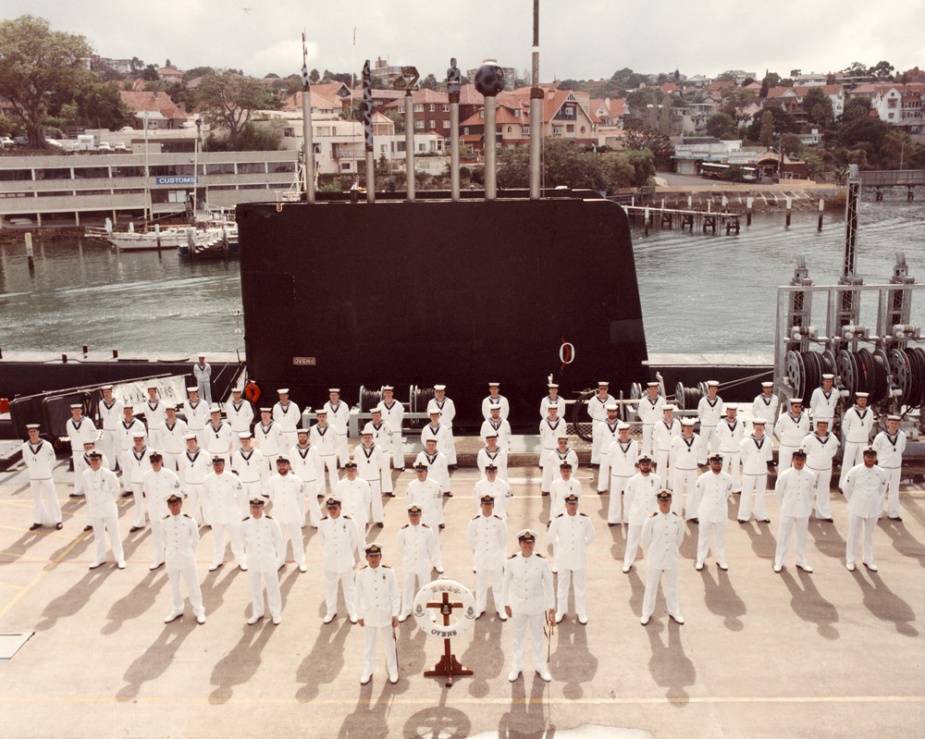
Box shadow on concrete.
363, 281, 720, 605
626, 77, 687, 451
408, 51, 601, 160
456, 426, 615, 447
879, 517, 925, 568
740, 519, 777, 561
403, 704, 472, 739
645, 620, 695, 703
627, 567, 645, 617
851, 570, 918, 637
807, 518, 846, 558
201, 562, 243, 617
497, 673, 550, 737
608, 523, 627, 561
296, 617, 352, 701
550, 617, 598, 700
102, 568, 166, 634
780, 569, 839, 640
35, 567, 115, 631
336, 680, 393, 738
459, 613, 504, 698
116, 620, 196, 700
0, 529, 50, 564
700, 567, 746, 631
209, 619, 278, 702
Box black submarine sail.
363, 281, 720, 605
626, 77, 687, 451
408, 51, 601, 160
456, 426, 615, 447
236, 6, 647, 430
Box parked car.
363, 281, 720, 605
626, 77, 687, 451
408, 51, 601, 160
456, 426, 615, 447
97, 142, 113, 153
112, 142, 130, 152
13, 137, 28, 147
0, 136, 13, 149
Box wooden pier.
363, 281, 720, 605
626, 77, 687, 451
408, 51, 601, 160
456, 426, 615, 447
624, 204, 741, 235
859, 169, 924, 201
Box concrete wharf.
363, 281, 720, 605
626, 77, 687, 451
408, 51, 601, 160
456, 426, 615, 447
624, 204, 742, 235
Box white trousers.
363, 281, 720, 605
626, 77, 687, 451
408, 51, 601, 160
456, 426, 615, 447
185, 483, 205, 525
365, 478, 384, 524
641, 423, 655, 456
162, 451, 180, 472
701, 425, 718, 454
362, 623, 397, 678
211, 521, 245, 567
808, 466, 833, 518
324, 569, 356, 618
320, 455, 339, 494
335, 434, 349, 467
131, 482, 146, 528
846, 514, 878, 567
249, 567, 282, 619
401, 566, 432, 617
556, 567, 587, 617
696, 519, 726, 565
380, 457, 393, 494
671, 467, 699, 518
474, 565, 504, 615
278, 519, 305, 568
738, 474, 768, 521
149, 515, 166, 566
168, 565, 204, 617
510, 611, 546, 674
540, 451, 558, 492
197, 381, 212, 405
608, 475, 631, 523
72, 453, 88, 493
624, 524, 644, 569
642, 566, 680, 619
30, 478, 61, 526
102, 429, 120, 471
391, 434, 405, 469
655, 449, 671, 487
720, 451, 742, 491
882, 466, 902, 518
444, 429, 458, 466
777, 445, 798, 474
774, 515, 810, 568
303, 479, 323, 526
89, 516, 124, 564
239, 480, 261, 517
839, 442, 866, 490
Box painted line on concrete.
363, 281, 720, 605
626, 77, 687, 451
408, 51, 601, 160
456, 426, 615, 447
0, 695, 921, 707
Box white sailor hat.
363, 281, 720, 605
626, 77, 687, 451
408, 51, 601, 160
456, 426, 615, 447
597, 381, 609, 387
484, 431, 498, 438
821, 374, 834, 380
489, 405, 501, 413
726, 403, 738, 411
328, 388, 340, 394
434, 384, 446, 391
605, 403, 619, 411
488, 382, 500, 387
647, 382, 659, 388
855, 392, 869, 398
370, 405, 382, 413
198, 353, 206, 357
277, 388, 289, 394
662, 404, 676, 412
296, 428, 309, 435
815, 418, 830, 425
548, 382, 559, 388
147, 383, 159, 390
681, 418, 696, 427
790, 397, 803, 404
132, 431, 146, 438
231, 387, 242, 393
761, 381, 774, 388
259, 407, 272, 413
239, 431, 253, 439
707, 380, 719, 388
887, 414, 901, 422
382, 385, 394, 391
26, 423, 40, 429
187, 387, 199, 394
617, 421, 631, 430
547, 404, 559, 411
315, 408, 327, 415
516, 528, 538, 542
102, 385, 114, 391
752, 418, 767, 425
69, 403, 83, 409
209, 405, 221, 413
361, 423, 374, 435
429, 408, 442, 415
183, 433, 197, 440
164, 403, 177, 410
557, 433, 569, 440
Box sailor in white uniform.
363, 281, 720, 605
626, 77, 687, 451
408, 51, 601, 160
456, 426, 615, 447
310, 409, 339, 493
838, 392, 875, 491
477, 432, 509, 481
587, 381, 614, 465
272, 388, 301, 450
355, 544, 401, 685
230, 432, 266, 515
318, 496, 361, 624
481, 382, 510, 421
192, 355, 213, 405
503, 529, 554, 682
97, 386, 124, 471
124, 432, 152, 531
355, 427, 385, 527
773, 449, 817, 573
421, 410, 454, 488
844, 447, 888, 572
550, 462, 582, 520
183, 387, 210, 448
324, 389, 351, 467
775, 398, 809, 472
652, 404, 680, 484
253, 407, 285, 471
801, 419, 839, 520
289, 429, 323, 527
225, 388, 254, 452
178, 433, 211, 524
481, 405, 512, 451
119, 406, 146, 476
405, 463, 445, 572
204, 405, 234, 465
669, 418, 706, 518
715, 404, 745, 492
636, 381, 665, 457
871, 414, 906, 520
379, 386, 405, 471
640, 490, 685, 625
427, 385, 458, 466
738, 419, 773, 523
142, 386, 166, 451
621, 456, 661, 572
22, 424, 62, 530
243, 497, 284, 624
593, 403, 622, 485
203, 457, 247, 571
473, 464, 513, 520
368, 407, 395, 497
266, 456, 307, 572
142, 451, 182, 570
694, 455, 733, 570
548, 494, 596, 624
467, 495, 509, 620
603, 423, 638, 524
697, 381, 724, 454
539, 406, 567, 493
751, 381, 779, 429
809, 373, 840, 424
161, 493, 207, 625
160, 404, 188, 472
335, 462, 372, 541
83, 451, 125, 569
66, 403, 97, 497
539, 383, 565, 420
396, 504, 438, 620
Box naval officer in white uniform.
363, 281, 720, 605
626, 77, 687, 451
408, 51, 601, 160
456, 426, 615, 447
640, 490, 685, 626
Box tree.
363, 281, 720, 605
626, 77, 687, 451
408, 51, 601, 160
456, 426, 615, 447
0, 15, 92, 148
623, 117, 674, 167
841, 96, 872, 122
759, 110, 775, 147
419, 73, 438, 90
781, 133, 803, 157
197, 72, 277, 149
309, 68, 320, 84
879, 130, 911, 170
183, 66, 215, 83
50, 79, 133, 130
141, 64, 160, 82
600, 149, 655, 191
745, 105, 796, 141
539, 139, 605, 190
706, 112, 739, 140
870, 60, 894, 80
720, 87, 756, 125
130, 57, 144, 74
803, 87, 834, 128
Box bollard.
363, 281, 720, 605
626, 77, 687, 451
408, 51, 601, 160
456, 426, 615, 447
817, 199, 824, 231
721, 195, 727, 208
82, 344, 89, 355
644, 206, 650, 236
112, 349, 119, 359
687, 195, 692, 209
26, 232, 35, 272
61, 354, 68, 364
785, 197, 792, 228
707, 200, 712, 213
746, 197, 753, 226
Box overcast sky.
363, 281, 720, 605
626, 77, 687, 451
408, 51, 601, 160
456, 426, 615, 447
10, 0, 925, 82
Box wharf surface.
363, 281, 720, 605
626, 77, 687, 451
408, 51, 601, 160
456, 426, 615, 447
0, 435, 923, 738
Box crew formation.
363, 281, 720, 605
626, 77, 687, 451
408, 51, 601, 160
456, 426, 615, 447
16, 377, 911, 683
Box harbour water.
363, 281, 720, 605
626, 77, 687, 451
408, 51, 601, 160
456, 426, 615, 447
0, 193, 923, 356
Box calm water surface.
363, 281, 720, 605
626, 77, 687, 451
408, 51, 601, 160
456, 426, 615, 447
1, 193, 923, 356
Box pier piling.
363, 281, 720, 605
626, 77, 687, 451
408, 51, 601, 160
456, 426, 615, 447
817, 199, 824, 231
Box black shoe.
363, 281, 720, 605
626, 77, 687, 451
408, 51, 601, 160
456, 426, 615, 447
395, 468, 405, 472
443, 491, 453, 497
121, 491, 133, 498
83, 525, 93, 532
29, 523, 42, 531
377, 522, 384, 528
541, 492, 550, 497
439, 524, 445, 530
889, 516, 902, 521
384, 493, 395, 498
129, 525, 143, 533
55, 522, 64, 530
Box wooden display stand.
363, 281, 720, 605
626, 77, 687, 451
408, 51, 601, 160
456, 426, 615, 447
422, 591, 473, 687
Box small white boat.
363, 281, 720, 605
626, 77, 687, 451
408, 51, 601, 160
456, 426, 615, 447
85, 215, 237, 252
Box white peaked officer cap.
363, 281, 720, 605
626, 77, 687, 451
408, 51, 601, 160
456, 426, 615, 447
516, 529, 538, 542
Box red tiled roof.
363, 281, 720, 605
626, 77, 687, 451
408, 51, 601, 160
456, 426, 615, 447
281, 91, 340, 111
119, 90, 186, 117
